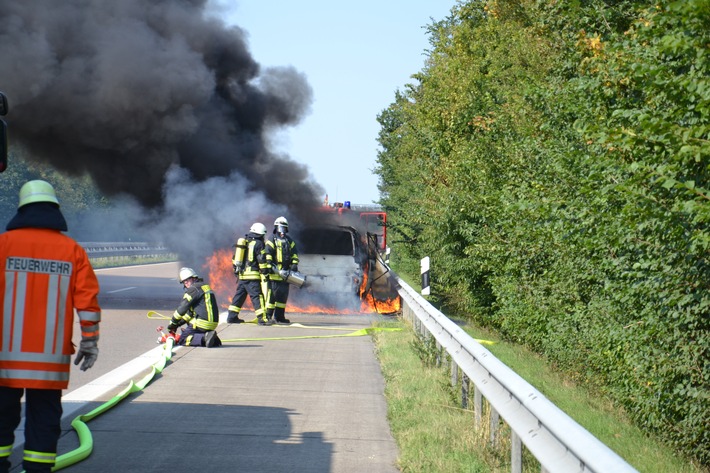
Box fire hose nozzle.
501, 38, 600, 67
156, 325, 167, 343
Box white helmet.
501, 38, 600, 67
274, 216, 289, 233
249, 222, 267, 235
178, 267, 199, 283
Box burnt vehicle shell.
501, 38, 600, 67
288, 224, 400, 313
294, 225, 367, 298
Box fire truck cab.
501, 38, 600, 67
320, 201, 387, 255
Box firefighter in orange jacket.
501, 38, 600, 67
0, 180, 101, 473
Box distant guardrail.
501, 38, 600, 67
396, 276, 638, 473
78, 242, 175, 259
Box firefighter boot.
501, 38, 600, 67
258, 317, 272, 326
204, 330, 220, 348
227, 311, 244, 324
275, 308, 290, 324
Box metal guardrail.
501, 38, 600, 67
78, 242, 174, 259
396, 276, 638, 473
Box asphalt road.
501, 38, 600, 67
9, 261, 400, 472
66, 261, 186, 393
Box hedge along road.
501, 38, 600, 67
9, 261, 400, 472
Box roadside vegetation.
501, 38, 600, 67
0, 149, 157, 243
89, 255, 177, 269
373, 315, 702, 473
0, 147, 108, 230
375, 0, 708, 468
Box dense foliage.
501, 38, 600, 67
0, 148, 126, 241
375, 0, 709, 466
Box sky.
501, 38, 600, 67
210, 1, 457, 206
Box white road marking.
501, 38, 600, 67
107, 286, 137, 294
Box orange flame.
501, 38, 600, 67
202, 248, 401, 315
358, 263, 402, 315
361, 291, 401, 314
203, 248, 240, 310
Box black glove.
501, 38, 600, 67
167, 323, 178, 333
291, 264, 298, 273
74, 339, 99, 371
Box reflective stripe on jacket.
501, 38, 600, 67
240, 238, 267, 281
171, 283, 219, 331
0, 228, 101, 389
265, 236, 299, 281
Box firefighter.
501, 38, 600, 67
227, 222, 272, 325
167, 267, 221, 347
0, 180, 101, 473
264, 216, 300, 324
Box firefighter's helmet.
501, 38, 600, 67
178, 267, 199, 283
18, 180, 60, 208
249, 222, 267, 235
274, 216, 289, 233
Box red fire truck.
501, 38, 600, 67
322, 201, 387, 254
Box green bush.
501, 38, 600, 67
375, 0, 709, 466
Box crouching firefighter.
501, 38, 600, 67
168, 267, 221, 348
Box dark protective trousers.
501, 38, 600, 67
177, 325, 222, 347
267, 279, 290, 322
230, 279, 265, 319
0, 386, 62, 473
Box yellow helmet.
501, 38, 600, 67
18, 180, 59, 208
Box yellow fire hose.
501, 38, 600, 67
45, 338, 176, 472
41, 310, 492, 471
147, 310, 495, 344
147, 310, 404, 341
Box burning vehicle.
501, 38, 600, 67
290, 223, 400, 314
297, 225, 365, 296
205, 205, 400, 316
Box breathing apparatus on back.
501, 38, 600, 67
234, 223, 267, 274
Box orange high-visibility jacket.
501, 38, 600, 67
0, 228, 101, 389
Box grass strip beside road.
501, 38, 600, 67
89, 255, 177, 269
373, 319, 702, 473
374, 320, 489, 473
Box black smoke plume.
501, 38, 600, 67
0, 0, 330, 268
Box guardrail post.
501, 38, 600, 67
436, 340, 442, 367
403, 303, 412, 324
461, 374, 469, 409
489, 407, 500, 446
451, 361, 458, 389
511, 431, 522, 473
474, 385, 482, 429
